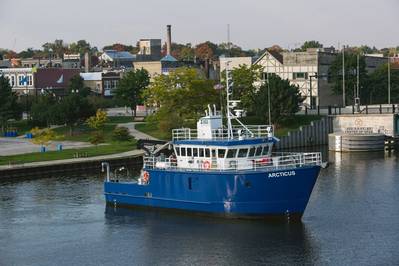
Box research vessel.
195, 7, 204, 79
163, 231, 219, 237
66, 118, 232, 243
103, 66, 323, 220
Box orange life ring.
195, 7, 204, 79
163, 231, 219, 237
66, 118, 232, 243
143, 171, 150, 183
203, 160, 211, 169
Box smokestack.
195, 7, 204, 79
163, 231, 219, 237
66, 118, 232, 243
166, 25, 172, 55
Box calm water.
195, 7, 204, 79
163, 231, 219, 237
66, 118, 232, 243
1, 150, 399, 266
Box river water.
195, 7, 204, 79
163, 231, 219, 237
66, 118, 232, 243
1, 150, 399, 266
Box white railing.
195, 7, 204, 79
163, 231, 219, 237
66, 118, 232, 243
143, 152, 321, 172
172, 125, 273, 141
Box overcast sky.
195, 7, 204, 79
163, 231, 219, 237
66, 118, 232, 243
1, 0, 398, 52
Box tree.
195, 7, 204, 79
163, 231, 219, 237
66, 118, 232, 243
30, 127, 59, 151
69, 40, 94, 55
115, 68, 150, 117
221, 64, 264, 113
328, 52, 368, 104
366, 63, 399, 104
30, 95, 59, 127
254, 74, 304, 125
195, 42, 216, 60
68, 75, 90, 97
0, 76, 21, 132
143, 67, 218, 133
87, 109, 108, 130
299, 40, 323, 51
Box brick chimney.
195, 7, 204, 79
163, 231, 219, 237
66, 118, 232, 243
166, 25, 172, 55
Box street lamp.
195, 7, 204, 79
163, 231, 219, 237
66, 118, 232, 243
23, 89, 29, 119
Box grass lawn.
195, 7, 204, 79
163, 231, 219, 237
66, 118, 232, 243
135, 122, 170, 140
135, 115, 325, 140
0, 116, 138, 166
0, 140, 136, 166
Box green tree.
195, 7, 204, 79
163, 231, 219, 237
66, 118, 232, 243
221, 64, 264, 113
328, 52, 368, 104
298, 40, 323, 51
367, 63, 399, 104
68, 75, 90, 97
0, 76, 21, 132
115, 68, 150, 117
30, 95, 58, 127
143, 67, 218, 133
254, 74, 304, 125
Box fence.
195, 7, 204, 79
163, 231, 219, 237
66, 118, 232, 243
275, 117, 333, 150
297, 104, 399, 116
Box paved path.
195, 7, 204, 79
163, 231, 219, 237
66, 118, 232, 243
0, 137, 93, 156
118, 122, 159, 140
0, 150, 144, 170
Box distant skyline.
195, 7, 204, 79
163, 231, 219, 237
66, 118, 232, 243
1, 0, 398, 52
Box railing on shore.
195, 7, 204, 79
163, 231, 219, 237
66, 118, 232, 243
143, 152, 321, 172
172, 125, 273, 141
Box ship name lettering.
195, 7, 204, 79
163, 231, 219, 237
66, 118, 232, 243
268, 171, 296, 178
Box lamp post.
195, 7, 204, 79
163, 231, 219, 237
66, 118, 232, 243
23, 89, 29, 119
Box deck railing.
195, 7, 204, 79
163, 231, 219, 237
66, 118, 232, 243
143, 152, 322, 172
172, 125, 273, 141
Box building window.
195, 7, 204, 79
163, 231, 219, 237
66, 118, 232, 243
293, 72, 308, 80
27, 75, 33, 86
104, 80, 111, 89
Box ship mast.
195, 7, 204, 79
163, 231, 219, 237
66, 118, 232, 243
225, 61, 252, 139
225, 62, 234, 139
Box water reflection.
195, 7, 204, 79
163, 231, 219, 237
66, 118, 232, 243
104, 206, 320, 265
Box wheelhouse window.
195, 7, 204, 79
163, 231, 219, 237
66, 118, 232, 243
262, 146, 269, 156
187, 147, 192, 157
181, 147, 186, 156
237, 148, 248, 158
255, 146, 263, 156
199, 148, 204, 157
193, 148, 198, 157
249, 147, 256, 157
218, 149, 226, 158
205, 148, 210, 158
175, 147, 180, 156
211, 149, 216, 158
227, 149, 237, 158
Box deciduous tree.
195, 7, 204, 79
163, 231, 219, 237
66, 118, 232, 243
115, 68, 150, 117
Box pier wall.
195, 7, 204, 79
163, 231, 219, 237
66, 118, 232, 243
275, 117, 333, 150
0, 152, 144, 180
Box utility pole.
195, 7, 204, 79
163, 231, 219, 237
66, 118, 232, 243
388, 56, 391, 104
342, 45, 346, 107
267, 71, 271, 125
357, 54, 360, 98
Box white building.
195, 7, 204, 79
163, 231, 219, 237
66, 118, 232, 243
254, 48, 341, 108
219, 57, 253, 74
0, 68, 35, 94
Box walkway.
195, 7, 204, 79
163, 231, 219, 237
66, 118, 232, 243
118, 122, 158, 141
0, 137, 93, 156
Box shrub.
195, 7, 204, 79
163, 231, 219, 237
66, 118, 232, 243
112, 126, 132, 141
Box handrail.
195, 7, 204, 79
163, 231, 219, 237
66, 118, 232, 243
143, 152, 321, 172
172, 125, 273, 141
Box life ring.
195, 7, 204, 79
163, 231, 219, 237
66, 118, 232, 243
142, 171, 150, 183
203, 160, 211, 169
257, 157, 270, 165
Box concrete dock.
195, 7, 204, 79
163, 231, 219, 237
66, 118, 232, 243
0, 150, 145, 179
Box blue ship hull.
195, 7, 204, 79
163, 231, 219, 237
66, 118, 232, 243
104, 165, 320, 219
